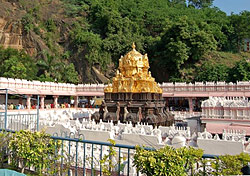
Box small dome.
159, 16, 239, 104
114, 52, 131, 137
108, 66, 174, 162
172, 135, 186, 148
123, 42, 143, 59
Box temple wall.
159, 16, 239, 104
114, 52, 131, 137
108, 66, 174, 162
197, 139, 244, 155
2, 77, 250, 97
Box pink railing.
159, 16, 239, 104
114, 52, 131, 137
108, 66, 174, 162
1, 77, 250, 96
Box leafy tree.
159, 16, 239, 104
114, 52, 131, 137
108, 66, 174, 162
37, 52, 62, 81
0, 47, 38, 80
195, 62, 230, 82
153, 16, 217, 71
1, 56, 27, 79
62, 63, 79, 84
37, 51, 79, 83
229, 11, 250, 52
228, 59, 250, 82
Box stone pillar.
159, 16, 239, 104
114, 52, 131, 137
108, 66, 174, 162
188, 98, 193, 113
74, 96, 79, 108
26, 95, 32, 109
40, 95, 46, 109
165, 97, 169, 110
53, 95, 59, 108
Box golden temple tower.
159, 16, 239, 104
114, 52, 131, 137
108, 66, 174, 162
92, 43, 173, 126
104, 43, 162, 94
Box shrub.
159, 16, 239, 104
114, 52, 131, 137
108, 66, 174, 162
133, 146, 203, 176
211, 153, 250, 175
9, 130, 61, 175
0, 131, 11, 168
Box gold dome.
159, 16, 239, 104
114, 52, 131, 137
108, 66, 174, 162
104, 43, 162, 93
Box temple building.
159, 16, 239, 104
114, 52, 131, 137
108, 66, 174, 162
92, 43, 173, 125
201, 96, 250, 135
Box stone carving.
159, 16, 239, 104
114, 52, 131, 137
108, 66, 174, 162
201, 96, 250, 119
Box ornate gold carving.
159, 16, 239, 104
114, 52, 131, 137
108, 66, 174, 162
104, 43, 162, 93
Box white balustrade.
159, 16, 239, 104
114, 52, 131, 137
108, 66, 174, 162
3, 77, 250, 97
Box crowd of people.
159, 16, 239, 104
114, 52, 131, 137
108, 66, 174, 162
0, 103, 25, 110
0, 98, 100, 110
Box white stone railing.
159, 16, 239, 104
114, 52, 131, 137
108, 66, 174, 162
160, 81, 250, 92
0, 77, 76, 93
172, 111, 202, 120
2, 77, 250, 95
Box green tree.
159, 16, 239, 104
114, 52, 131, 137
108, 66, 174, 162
62, 63, 79, 84
0, 47, 38, 80
195, 62, 230, 82
229, 59, 250, 82
1, 56, 27, 79
188, 0, 214, 8
229, 11, 250, 52
154, 16, 217, 71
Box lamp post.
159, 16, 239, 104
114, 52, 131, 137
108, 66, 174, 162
0, 89, 8, 130
37, 95, 39, 131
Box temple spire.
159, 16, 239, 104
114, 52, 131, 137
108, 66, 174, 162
132, 42, 136, 50
104, 42, 162, 94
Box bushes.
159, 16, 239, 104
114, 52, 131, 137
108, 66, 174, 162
134, 145, 250, 176
0, 129, 250, 175
211, 153, 250, 175
9, 130, 61, 175
0, 131, 11, 168
133, 146, 203, 176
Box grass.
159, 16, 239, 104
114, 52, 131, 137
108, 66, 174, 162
202, 51, 250, 68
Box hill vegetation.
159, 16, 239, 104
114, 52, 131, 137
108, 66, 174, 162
0, 0, 250, 83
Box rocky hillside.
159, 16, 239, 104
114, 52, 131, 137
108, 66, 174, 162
0, 0, 114, 83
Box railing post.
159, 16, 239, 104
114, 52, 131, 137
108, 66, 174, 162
4, 89, 8, 130
37, 95, 39, 131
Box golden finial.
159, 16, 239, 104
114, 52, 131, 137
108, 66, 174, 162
132, 42, 136, 50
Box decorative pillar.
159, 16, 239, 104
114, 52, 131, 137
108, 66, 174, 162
26, 94, 32, 109
40, 95, 46, 109
53, 95, 59, 108
74, 96, 79, 108
165, 97, 169, 110
188, 98, 193, 113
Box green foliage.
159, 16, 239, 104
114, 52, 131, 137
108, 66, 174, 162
0, 131, 11, 168
133, 146, 203, 176
0, 47, 38, 80
9, 130, 61, 175
69, 22, 111, 69
195, 62, 230, 82
37, 51, 79, 83
211, 153, 250, 175
45, 19, 57, 33
21, 13, 34, 32
5, 0, 250, 82
154, 16, 217, 72
229, 11, 250, 52
63, 63, 80, 84
229, 59, 250, 82
100, 139, 126, 176
188, 0, 214, 8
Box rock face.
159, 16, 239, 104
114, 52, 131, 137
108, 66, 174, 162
0, 1, 114, 83
0, 18, 23, 50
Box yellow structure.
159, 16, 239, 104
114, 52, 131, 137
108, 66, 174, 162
104, 43, 162, 93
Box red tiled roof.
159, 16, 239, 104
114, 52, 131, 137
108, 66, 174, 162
206, 123, 250, 135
